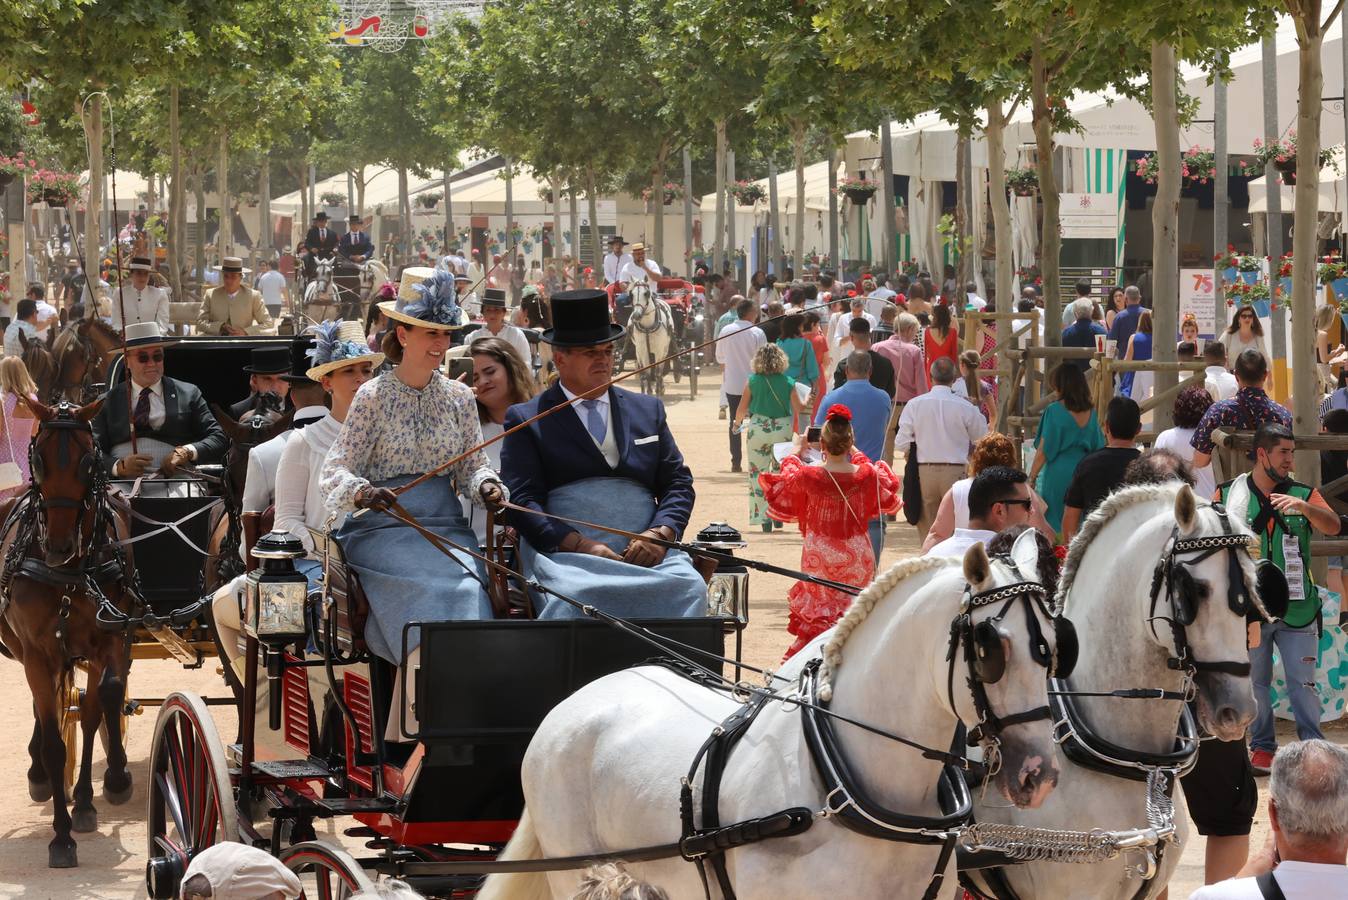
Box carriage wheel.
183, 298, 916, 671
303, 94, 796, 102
281, 841, 378, 899
144, 692, 239, 900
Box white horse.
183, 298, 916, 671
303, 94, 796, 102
627, 281, 672, 396
480, 530, 1066, 900
359, 258, 389, 304
963, 484, 1262, 900
302, 257, 336, 320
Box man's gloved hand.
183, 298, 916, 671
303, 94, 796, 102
115, 453, 153, 478
160, 446, 194, 476
355, 485, 398, 511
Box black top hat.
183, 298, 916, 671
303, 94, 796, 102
282, 336, 318, 384
540, 290, 625, 347
481, 288, 508, 309
242, 345, 292, 375
314, 211, 330, 221
347, 215, 362, 226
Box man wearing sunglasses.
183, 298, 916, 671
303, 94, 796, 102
91, 322, 227, 478
924, 466, 1033, 558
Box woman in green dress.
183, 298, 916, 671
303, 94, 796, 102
733, 343, 804, 531
1029, 363, 1103, 533
776, 313, 819, 432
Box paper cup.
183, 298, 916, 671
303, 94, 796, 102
1106, 339, 1118, 356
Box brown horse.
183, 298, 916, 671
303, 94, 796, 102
0, 398, 135, 868
16, 327, 59, 404
52, 317, 124, 404
201, 394, 292, 594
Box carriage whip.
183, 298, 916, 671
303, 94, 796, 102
392, 298, 837, 497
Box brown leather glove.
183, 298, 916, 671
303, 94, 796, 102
354, 485, 398, 511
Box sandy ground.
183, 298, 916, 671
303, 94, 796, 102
0, 365, 1329, 898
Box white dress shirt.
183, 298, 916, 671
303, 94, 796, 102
894, 384, 989, 464
274, 413, 342, 552
255, 270, 287, 309
866, 287, 897, 319
715, 319, 766, 395
465, 322, 533, 368
1153, 426, 1216, 502
603, 252, 633, 285
924, 527, 997, 558
111, 284, 172, 331
559, 382, 618, 467
617, 258, 662, 287
1188, 861, 1348, 899
833, 312, 877, 346
1204, 365, 1238, 401
240, 405, 328, 515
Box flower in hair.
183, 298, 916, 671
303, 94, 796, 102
376, 281, 396, 301
400, 271, 463, 327
826, 404, 852, 422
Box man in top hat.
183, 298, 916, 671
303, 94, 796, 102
239, 336, 324, 522
465, 287, 532, 366
111, 255, 171, 332
602, 235, 631, 286
92, 322, 227, 477
337, 214, 374, 265
501, 289, 704, 620
335, 215, 374, 318
300, 211, 338, 280
199, 257, 275, 335
228, 345, 293, 418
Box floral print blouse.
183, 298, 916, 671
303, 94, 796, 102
320, 370, 505, 513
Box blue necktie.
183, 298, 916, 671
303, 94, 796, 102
582, 399, 605, 444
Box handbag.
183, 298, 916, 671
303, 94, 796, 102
902, 442, 923, 526
0, 397, 25, 491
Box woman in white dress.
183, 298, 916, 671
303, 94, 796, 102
1152, 385, 1216, 501
458, 336, 536, 543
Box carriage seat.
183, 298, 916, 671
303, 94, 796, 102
307, 526, 370, 655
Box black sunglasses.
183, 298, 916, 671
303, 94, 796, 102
134, 351, 164, 364
997, 498, 1034, 510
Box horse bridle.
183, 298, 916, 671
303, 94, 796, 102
27, 404, 105, 564
947, 569, 1077, 749
1146, 505, 1274, 678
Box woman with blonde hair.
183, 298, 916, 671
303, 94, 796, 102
920, 431, 1053, 552
1314, 303, 1343, 393
733, 342, 803, 531
0, 356, 38, 500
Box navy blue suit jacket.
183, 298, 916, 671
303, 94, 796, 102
338, 230, 374, 259
501, 383, 695, 552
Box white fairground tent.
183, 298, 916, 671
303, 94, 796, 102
837, 16, 1347, 278
698, 157, 841, 275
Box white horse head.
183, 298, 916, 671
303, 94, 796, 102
1060, 483, 1259, 742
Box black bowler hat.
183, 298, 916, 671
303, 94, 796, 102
481, 288, 508, 309
242, 345, 291, 375
541, 290, 625, 347
282, 335, 318, 384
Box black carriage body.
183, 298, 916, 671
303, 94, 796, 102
112, 335, 297, 409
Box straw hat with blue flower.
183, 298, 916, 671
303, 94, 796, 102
304, 320, 385, 381
378, 268, 465, 330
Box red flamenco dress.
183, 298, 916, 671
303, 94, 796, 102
760, 452, 901, 659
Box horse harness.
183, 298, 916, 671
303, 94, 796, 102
965, 508, 1280, 900
678, 567, 1070, 900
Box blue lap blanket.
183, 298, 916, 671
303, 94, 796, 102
335, 475, 490, 662
518, 477, 707, 620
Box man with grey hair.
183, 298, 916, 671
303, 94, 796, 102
873, 311, 925, 465
1107, 284, 1144, 361
1190, 739, 1348, 898
895, 356, 989, 538
1061, 296, 1106, 374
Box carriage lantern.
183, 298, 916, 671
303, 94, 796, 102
693, 522, 749, 624
244, 530, 309, 643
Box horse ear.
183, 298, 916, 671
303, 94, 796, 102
963, 541, 992, 589
210, 403, 243, 440
1009, 527, 1041, 583
77, 397, 105, 422
1175, 484, 1198, 535
25, 396, 54, 422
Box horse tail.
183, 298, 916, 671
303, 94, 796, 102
477, 807, 552, 900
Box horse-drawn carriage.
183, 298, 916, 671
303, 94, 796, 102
142, 518, 750, 897
609, 278, 703, 399
296, 256, 390, 325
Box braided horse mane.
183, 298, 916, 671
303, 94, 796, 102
818, 555, 956, 702
1056, 483, 1179, 607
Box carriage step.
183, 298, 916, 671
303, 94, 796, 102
343, 826, 384, 840
313, 796, 399, 816
250, 759, 332, 782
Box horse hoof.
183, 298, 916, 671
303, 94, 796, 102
72, 807, 98, 833
48, 843, 77, 869
103, 773, 133, 806
28, 779, 52, 803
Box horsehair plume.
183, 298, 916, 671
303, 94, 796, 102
1056, 482, 1181, 609
818, 555, 954, 701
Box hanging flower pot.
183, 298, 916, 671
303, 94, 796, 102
836, 175, 877, 205
1005, 166, 1038, 196
0, 171, 13, 190
729, 180, 766, 205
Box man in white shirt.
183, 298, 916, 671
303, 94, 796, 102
465, 288, 532, 367
437, 244, 467, 275
832, 296, 878, 347
1190, 739, 1348, 900
254, 259, 289, 320
964, 281, 988, 311
866, 275, 898, 319
895, 356, 990, 539
925, 466, 1033, 558
602, 235, 632, 286
714, 296, 766, 473
3, 298, 39, 357
617, 242, 662, 289
1203, 341, 1238, 401
109, 255, 172, 331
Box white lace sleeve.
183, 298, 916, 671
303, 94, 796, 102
320, 382, 378, 513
